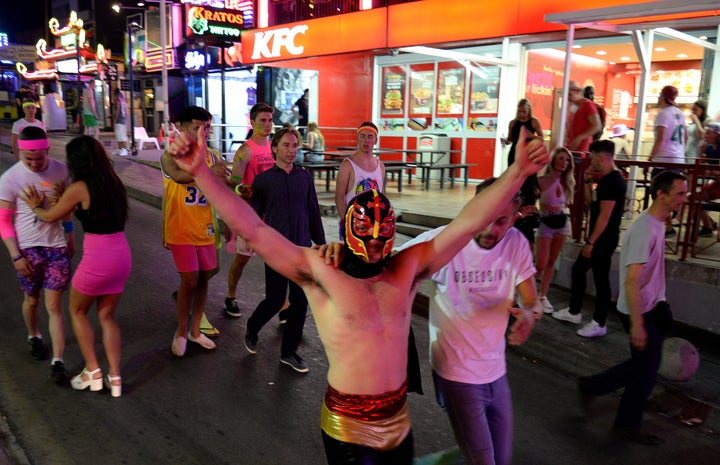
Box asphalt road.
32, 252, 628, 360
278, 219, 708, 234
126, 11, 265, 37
0, 186, 718, 464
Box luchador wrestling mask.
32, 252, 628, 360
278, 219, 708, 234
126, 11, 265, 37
344, 189, 395, 262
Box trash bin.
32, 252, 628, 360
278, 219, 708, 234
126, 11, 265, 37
418, 133, 450, 180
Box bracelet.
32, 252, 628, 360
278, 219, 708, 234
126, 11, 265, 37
12, 255, 24, 262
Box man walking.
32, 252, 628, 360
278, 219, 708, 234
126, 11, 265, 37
243, 126, 326, 373
579, 170, 686, 445
0, 126, 74, 383
161, 106, 230, 356
553, 139, 626, 337
224, 102, 276, 318
399, 178, 540, 465
168, 126, 548, 463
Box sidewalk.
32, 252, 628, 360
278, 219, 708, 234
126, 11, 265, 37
1, 127, 718, 460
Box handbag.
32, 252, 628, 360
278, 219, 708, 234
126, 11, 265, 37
540, 213, 567, 229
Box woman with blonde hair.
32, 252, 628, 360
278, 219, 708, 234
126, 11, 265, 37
536, 146, 575, 314
302, 121, 325, 163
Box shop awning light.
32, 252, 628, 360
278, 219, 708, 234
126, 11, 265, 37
545, 0, 720, 25
397, 46, 516, 67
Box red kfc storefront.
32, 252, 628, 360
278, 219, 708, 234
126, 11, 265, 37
239, 0, 719, 180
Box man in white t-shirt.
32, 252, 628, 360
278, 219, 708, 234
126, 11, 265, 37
11, 100, 46, 160
0, 126, 74, 384
398, 178, 540, 465
579, 170, 687, 446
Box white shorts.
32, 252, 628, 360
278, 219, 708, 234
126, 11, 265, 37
114, 124, 128, 142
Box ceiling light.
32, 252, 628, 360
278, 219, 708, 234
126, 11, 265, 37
620, 56, 631, 61
609, 61, 616, 65
654, 47, 666, 52
596, 50, 607, 55
677, 53, 688, 58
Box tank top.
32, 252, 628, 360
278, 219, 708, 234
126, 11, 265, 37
343, 158, 384, 205
75, 204, 124, 234
539, 175, 567, 208
242, 139, 275, 185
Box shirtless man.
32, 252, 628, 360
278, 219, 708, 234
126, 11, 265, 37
224, 103, 276, 317
169, 127, 548, 464
334, 121, 386, 216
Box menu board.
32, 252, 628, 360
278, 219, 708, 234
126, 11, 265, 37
469, 65, 500, 114
381, 66, 406, 116
409, 67, 435, 116
647, 69, 700, 100
436, 65, 465, 115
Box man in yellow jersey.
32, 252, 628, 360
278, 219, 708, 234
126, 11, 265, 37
161, 106, 230, 356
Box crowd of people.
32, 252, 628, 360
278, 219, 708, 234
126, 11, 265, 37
1, 80, 718, 463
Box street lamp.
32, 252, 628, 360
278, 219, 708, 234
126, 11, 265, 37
127, 17, 142, 155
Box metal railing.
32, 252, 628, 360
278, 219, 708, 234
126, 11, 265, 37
569, 152, 720, 261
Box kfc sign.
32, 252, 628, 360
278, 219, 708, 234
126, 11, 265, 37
241, 8, 387, 64
250, 25, 308, 60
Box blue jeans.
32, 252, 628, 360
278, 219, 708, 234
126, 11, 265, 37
433, 372, 513, 465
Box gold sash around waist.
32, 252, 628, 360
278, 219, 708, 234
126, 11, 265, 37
320, 400, 410, 451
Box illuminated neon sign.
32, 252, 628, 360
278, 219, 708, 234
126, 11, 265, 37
185, 4, 247, 41
184, 49, 207, 70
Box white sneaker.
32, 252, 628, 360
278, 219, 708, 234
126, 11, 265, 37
118, 148, 129, 156
577, 320, 607, 338
552, 307, 582, 324
540, 296, 555, 314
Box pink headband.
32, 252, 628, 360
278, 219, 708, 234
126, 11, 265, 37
357, 125, 378, 136
18, 139, 49, 151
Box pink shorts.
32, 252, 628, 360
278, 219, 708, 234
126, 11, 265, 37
168, 243, 217, 273
72, 232, 132, 295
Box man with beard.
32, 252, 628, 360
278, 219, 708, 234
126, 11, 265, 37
397, 178, 540, 465
167, 127, 548, 464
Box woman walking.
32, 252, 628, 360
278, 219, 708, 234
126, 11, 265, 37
23, 136, 130, 397
535, 147, 575, 314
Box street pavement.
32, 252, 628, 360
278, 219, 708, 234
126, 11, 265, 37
0, 129, 718, 464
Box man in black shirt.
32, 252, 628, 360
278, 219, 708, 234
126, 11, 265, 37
244, 126, 326, 373
553, 140, 626, 337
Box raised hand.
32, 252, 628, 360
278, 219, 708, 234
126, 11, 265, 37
168, 126, 205, 176
514, 126, 550, 177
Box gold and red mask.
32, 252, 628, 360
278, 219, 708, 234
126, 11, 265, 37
344, 189, 395, 262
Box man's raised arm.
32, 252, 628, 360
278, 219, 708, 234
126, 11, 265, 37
411, 127, 549, 278
169, 128, 312, 282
